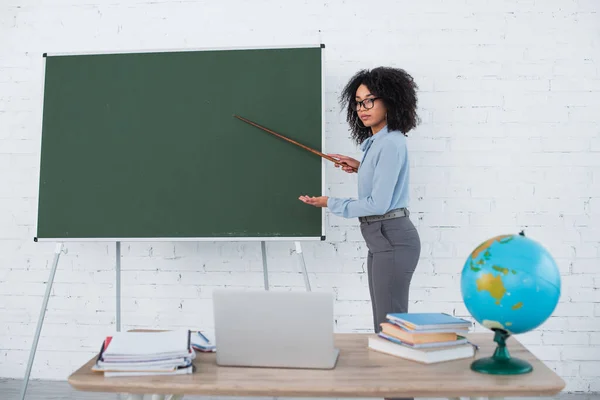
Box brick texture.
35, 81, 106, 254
0, 0, 598, 392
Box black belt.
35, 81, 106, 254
359, 208, 409, 223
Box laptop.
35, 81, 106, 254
212, 289, 340, 369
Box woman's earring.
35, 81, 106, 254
354, 117, 366, 129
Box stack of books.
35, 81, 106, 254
368, 313, 476, 364
92, 329, 195, 377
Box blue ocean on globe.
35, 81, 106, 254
461, 233, 561, 335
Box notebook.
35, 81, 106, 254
92, 329, 195, 376
101, 329, 192, 361
386, 313, 472, 331
378, 332, 468, 349
368, 335, 475, 364
380, 322, 458, 345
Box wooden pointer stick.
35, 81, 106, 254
233, 115, 358, 172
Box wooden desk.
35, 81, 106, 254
68, 332, 565, 399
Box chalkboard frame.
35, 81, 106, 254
34, 44, 327, 242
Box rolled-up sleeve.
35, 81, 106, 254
328, 144, 403, 218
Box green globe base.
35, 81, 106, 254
471, 356, 533, 375
471, 329, 533, 375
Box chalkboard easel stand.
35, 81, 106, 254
20, 242, 116, 400
261, 240, 312, 292
19, 243, 64, 400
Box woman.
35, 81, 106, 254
299, 66, 421, 334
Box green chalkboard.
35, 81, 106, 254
36, 46, 324, 240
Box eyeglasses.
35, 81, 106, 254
353, 97, 380, 111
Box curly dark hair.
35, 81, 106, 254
339, 66, 420, 144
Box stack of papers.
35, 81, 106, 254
92, 329, 195, 377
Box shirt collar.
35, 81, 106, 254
360, 125, 390, 151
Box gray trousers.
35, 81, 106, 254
360, 216, 421, 333
361, 216, 421, 400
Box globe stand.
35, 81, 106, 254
471, 329, 533, 375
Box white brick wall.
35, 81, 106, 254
1, 0, 599, 393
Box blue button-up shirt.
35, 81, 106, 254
327, 125, 410, 218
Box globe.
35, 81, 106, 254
460, 231, 561, 374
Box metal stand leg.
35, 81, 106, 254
19, 243, 63, 400
295, 242, 311, 292
116, 241, 121, 332
261, 241, 269, 290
